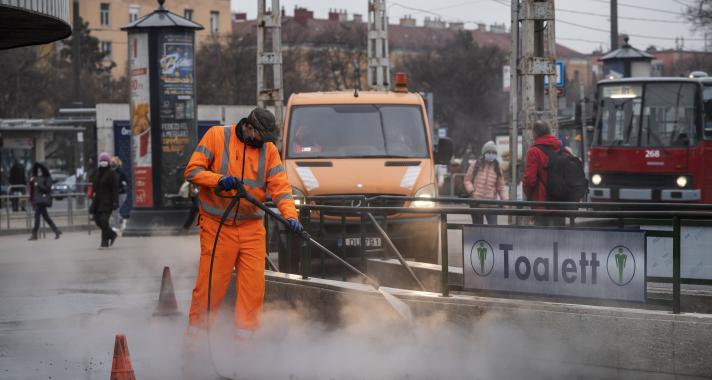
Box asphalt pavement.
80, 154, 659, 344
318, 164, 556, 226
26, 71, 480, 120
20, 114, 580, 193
0, 231, 200, 379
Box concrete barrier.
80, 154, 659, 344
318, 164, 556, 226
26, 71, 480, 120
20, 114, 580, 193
367, 258, 712, 313
265, 270, 712, 378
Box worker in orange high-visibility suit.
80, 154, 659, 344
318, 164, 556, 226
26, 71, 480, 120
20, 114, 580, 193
183, 108, 301, 341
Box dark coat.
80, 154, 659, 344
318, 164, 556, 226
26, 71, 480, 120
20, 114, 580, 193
9, 163, 26, 186
114, 167, 129, 194
30, 176, 53, 206
92, 167, 119, 213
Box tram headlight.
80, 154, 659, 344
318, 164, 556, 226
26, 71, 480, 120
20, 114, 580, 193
591, 174, 602, 186
676, 176, 688, 188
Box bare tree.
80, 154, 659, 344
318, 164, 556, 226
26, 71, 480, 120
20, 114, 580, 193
397, 31, 507, 156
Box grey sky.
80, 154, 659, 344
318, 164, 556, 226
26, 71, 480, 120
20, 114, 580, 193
231, 0, 706, 54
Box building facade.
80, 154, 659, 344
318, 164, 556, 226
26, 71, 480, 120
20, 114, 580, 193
75, 0, 230, 78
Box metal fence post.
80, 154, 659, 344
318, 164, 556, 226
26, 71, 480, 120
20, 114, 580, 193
440, 212, 449, 297
68, 194, 74, 226
673, 216, 681, 314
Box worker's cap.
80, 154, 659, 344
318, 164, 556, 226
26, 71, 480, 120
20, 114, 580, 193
248, 108, 279, 142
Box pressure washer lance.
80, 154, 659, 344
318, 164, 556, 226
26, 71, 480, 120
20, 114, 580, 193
213, 183, 414, 324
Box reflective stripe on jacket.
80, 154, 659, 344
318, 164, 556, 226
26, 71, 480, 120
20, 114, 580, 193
184, 124, 298, 225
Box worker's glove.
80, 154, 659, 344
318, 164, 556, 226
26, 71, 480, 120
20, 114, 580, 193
218, 176, 241, 191
286, 218, 304, 234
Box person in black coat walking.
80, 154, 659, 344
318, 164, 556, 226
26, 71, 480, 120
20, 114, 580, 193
28, 163, 61, 240
91, 152, 119, 247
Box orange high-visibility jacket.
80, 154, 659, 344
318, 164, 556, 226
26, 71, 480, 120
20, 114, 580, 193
184, 124, 297, 225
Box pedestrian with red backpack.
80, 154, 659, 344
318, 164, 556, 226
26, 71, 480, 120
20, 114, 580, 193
523, 120, 587, 226
463, 141, 508, 224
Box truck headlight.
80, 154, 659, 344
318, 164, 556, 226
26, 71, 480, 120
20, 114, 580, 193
676, 176, 688, 188
412, 184, 436, 208
591, 174, 602, 186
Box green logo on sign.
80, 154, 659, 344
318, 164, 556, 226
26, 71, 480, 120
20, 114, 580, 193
606, 245, 636, 286
470, 240, 494, 276
614, 248, 627, 284
477, 242, 487, 274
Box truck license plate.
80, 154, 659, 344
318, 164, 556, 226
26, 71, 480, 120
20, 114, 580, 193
344, 237, 382, 247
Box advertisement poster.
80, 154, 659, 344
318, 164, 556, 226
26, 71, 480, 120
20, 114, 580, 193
158, 32, 196, 207
128, 32, 153, 208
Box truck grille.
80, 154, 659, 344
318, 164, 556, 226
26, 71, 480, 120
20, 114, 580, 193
310, 194, 406, 216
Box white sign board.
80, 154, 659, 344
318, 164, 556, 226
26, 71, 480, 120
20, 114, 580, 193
463, 226, 646, 302
502, 65, 511, 92
645, 225, 712, 280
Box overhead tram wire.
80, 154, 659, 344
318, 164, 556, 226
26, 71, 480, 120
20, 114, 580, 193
587, 0, 687, 15
556, 19, 707, 42
557, 8, 688, 24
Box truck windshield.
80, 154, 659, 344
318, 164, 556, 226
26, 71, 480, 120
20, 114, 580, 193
286, 104, 429, 158
596, 82, 698, 147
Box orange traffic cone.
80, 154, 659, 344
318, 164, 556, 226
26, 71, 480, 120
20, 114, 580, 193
110, 334, 136, 380
153, 266, 181, 316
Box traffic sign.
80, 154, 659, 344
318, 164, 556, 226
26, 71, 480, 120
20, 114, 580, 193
544, 60, 564, 88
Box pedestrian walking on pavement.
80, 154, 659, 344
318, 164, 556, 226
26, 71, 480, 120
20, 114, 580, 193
523, 120, 571, 226
9, 160, 27, 212
182, 108, 301, 352
463, 141, 508, 224
110, 156, 130, 234
28, 163, 61, 240
90, 152, 119, 248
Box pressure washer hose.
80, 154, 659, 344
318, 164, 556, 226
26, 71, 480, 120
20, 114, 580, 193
205, 144, 246, 379
213, 184, 413, 323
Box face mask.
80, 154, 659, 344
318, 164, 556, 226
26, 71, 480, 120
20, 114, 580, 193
484, 153, 497, 162
99, 161, 109, 168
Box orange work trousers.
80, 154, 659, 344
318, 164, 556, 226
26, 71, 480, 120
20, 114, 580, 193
188, 216, 266, 331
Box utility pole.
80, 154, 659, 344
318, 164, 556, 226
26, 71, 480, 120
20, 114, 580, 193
367, 0, 390, 90
610, 0, 618, 50
510, 0, 558, 203
256, 0, 284, 130
580, 82, 589, 176
72, 0, 81, 106
508, 0, 520, 203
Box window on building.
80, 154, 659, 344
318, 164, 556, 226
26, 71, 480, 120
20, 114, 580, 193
129, 5, 139, 22
184, 8, 193, 21
210, 11, 219, 34
100, 41, 113, 60
100, 3, 110, 27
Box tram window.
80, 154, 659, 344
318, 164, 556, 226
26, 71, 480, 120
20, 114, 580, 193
704, 86, 712, 139
641, 83, 697, 147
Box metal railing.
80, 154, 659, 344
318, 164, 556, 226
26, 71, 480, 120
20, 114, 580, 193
276, 196, 712, 314
1, 191, 92, 235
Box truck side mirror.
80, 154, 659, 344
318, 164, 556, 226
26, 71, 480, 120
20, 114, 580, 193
434, 137, 453, 165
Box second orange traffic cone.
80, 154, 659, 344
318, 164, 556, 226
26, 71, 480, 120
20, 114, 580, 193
110, 334, 136, 380
153, 266, 181, 316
